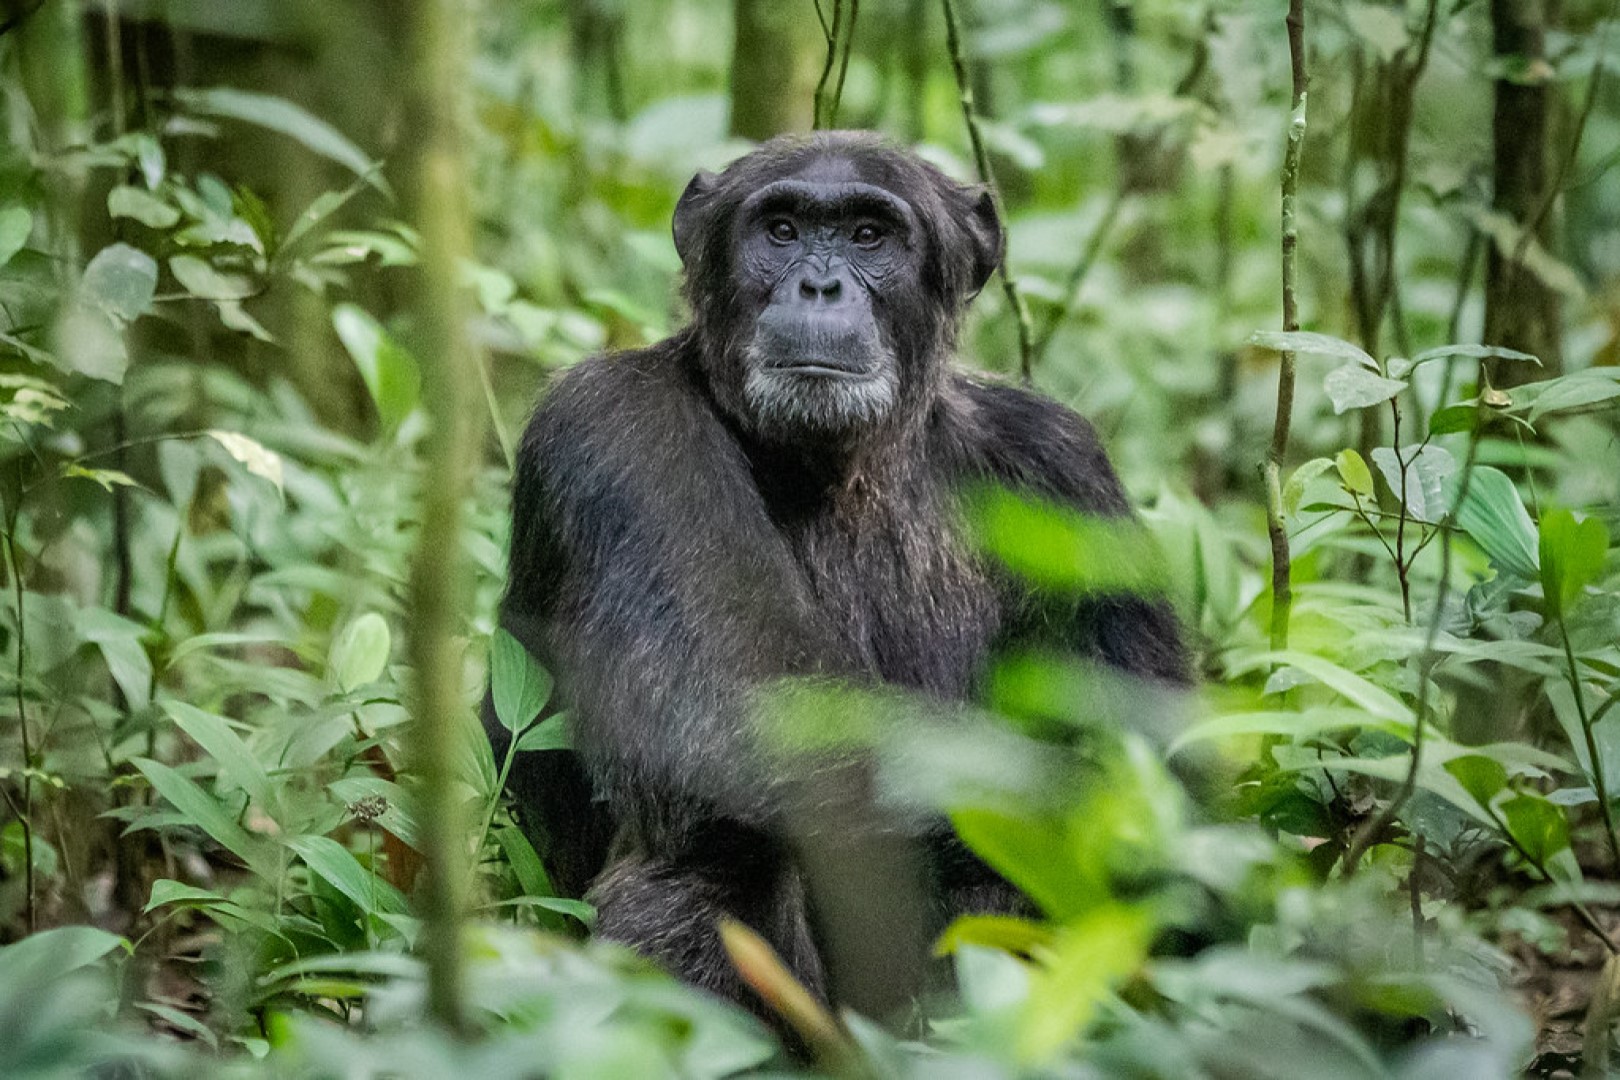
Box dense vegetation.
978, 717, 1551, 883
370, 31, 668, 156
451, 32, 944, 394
1, 0, 1618, 1075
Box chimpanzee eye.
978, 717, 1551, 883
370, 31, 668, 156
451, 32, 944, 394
852, 223, 883, 248
767, 219, 797, 244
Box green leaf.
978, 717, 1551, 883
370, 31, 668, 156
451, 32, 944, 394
0, 206, 31, 268
331, 304, 420, 427
284, 834, 408, 916
1539, 508, 1608, 620
495, 825, 554, 898
132, 757, 273, 876
107, 185, 180, 229
207, 430, 284, 494
164, 700, 274, 815
1249, 330, 1377, 370
1452, 467, 1539, 579
1334, 449, 1375, 497
1524, 369, 1620, 420
169, 254, 254, 301
330, 777, 423, 852
490, 629, 553, 734
514, 713, 570, 752
0, 925, 128, 977
1444, 755, 1508, 809
1410, 343, 1540, 368
76, 606, 152, 709
174, 87, 387, 193
1324, 364, 1407, 414
82, 243, 157, 323
1282, 458, 1333, 516
1370, 444, 1455, 523
330, 613, 391, 692
1500, 794, 1570, 864
1428, 402, 1479, 434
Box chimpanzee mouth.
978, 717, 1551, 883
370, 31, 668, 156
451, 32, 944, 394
770, 361, 871, 379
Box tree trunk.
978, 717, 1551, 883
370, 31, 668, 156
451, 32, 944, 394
1483, 0, 1562, 382
729, 0, 818, 140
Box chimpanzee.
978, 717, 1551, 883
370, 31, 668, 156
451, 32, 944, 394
484, 131, 1188, 1019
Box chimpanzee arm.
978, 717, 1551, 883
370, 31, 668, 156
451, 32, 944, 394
495, 339, 853, 868
949, 376, 1192, 685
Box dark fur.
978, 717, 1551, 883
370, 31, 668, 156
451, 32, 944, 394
484, 132, 1188, 1017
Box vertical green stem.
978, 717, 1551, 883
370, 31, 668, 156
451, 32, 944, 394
940, 0, 1035, 383
1264, 0, 1307, 653
404, 0, 485, 1036
1560, 620, 1620, 871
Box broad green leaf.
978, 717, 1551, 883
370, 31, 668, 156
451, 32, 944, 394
967, 488, 1170, 595
331, 303, 421, 427
495, 825, 554, 898
330, 613, 391, 692
207, 430, 284, 494
1444, 755, 1508, 809
1324, 363, 1407, 414
1233, 650, 1413, 725
938, 917, 1051, 960
1370, 444, 1455, 523
145, 879, 228, 912
0, 206, 31, 268
82, 243, 157, 322
169, 254, 253, 301
53, 303, 128, 383
1410, 343, 1540, 368
107, 185, 180, 229
490, 628, 553, 734
76, 606, 152, 709
1335, 448, 1374, 497
953, 807, 1093, 919
0, 925, 127, 977
1283, 457, 1334, 516
1500, 794, 1570, 864
330, 777, 423, 852
1539, 508, 1608, 619
514, 713, 570, 752
1453, 467, 1539, 579
1249, 330, 1377, 370
285, 834, 408, 916
164, 700, 274, 815
1428, 402, 1479, 434
1524, 369, 1620, 420
1018, 905, 1151, 1062
174, 87, 387, 192
133, 757, 273, 876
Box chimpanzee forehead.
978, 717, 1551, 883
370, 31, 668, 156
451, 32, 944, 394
739, 178, 917, 227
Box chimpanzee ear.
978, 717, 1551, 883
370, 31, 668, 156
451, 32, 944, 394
962, 188, 1004, 297
673, 170, 719, 267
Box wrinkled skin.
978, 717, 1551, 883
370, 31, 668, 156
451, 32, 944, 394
483, 132, 1189, 1027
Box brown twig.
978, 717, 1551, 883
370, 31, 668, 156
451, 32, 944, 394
940, 0, 1035, 382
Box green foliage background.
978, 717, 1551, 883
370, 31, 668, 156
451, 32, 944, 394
0, 0, 1618, 1075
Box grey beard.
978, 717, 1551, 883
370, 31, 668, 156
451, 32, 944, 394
741, 349, 900, 434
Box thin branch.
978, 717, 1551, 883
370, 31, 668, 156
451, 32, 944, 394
813, 0, 845, 129
940, 0, 1035, 382
1264, 0, 1307, 653
1029, 190, 1124, 369
830, 0, 859, 127
404, 0, 486, 1036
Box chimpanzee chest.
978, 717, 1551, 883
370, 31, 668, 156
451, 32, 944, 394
784, 500, 1002, 699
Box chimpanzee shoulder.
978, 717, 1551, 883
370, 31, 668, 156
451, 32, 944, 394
937, 372, 1132, 518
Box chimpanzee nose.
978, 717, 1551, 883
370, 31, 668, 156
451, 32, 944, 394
798, 272, 843, 303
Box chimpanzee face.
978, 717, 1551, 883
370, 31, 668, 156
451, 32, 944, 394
730, 162, 921, 434
674, 134, 1003, 443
